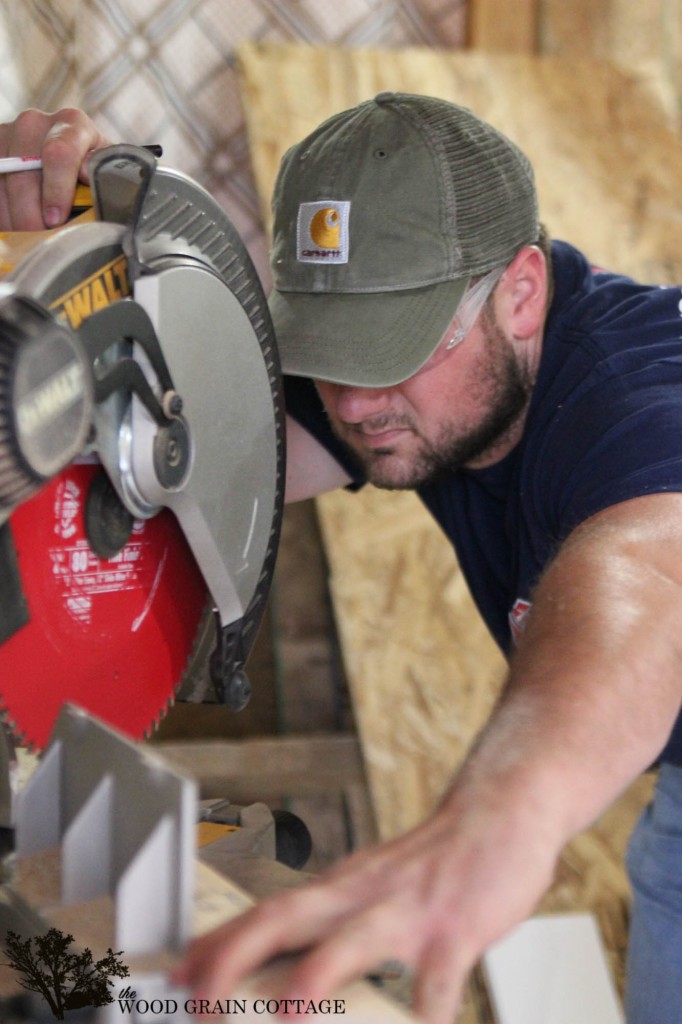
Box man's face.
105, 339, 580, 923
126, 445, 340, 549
314, 304, 534, 490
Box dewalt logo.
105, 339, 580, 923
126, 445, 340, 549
50, 254, 130, 330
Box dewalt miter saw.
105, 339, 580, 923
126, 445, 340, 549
0, 144, 285, 752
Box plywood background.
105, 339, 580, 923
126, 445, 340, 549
470, 0, 682, 125
242, 44, 682, 285
539, 0, 682, 124
238, 42, 682, 1003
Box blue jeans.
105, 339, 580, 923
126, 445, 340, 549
626, 763, 682, 1023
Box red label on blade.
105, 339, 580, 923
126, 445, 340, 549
0, 463, 208, 748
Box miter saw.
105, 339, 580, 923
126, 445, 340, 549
0, 143, 285, 757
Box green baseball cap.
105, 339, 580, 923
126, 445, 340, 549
269, 92, 539, 387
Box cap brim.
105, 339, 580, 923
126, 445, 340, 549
269, 277, 469, 387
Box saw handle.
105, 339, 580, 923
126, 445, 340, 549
69, 144, 163, 221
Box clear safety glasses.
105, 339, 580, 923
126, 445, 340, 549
445, 264, 506, 350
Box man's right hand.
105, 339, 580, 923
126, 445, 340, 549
0, 107, 111, 231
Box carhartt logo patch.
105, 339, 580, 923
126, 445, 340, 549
297, 201, 350, 264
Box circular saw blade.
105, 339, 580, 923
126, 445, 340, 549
0, 462, 208, 749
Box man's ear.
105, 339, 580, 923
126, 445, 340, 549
496, 245, 548, 341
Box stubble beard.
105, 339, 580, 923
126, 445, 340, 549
335, 314, 534, 490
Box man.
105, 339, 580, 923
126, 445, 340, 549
2, 94, 682, 1024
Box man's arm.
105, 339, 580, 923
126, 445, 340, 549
175, 491, 682, 1023
285, 415, 353, 503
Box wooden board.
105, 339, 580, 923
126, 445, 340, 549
157, 734, 365, 800
238, 41, 679, 1006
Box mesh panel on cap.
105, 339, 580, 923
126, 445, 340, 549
390, 94, 539, 275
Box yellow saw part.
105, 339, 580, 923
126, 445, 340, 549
197, 822, 241, 847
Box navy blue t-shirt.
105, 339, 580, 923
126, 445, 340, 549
284, 241, 682, 763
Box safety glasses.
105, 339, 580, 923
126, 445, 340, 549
446, 264, 506, 349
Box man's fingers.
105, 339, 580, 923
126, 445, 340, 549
176, 836, 469, 1019
40, 113, 109, 226
0, 107, 110, 229
279, 906, 468, 1024
1, 169, 44, 231
411, 938, 468, 1024
180, 901, 469, 1024
175, 885, 353, 1001
177, 913, 300, 1000
279, 902, 416, 1010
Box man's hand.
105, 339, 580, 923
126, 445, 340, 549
0, 107, 111, 230
174, 775, 561, 1024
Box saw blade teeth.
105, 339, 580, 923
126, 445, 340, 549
0, 685, 42, 751
0, 704, 30, 751
144, 689, 177, 741
144, 703, 169, 741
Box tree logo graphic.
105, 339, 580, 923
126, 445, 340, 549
3, 928, 129, 1019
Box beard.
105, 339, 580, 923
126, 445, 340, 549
331, 311, 533, 490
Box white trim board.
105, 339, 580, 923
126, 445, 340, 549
482, 913, 624, 1024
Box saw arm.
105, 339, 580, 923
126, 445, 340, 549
0, 145, 285, 748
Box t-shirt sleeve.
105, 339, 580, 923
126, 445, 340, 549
543, 369, 682, 540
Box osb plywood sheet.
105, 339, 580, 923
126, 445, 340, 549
540, 0, 682, 122
312, 487, 506, 840
239, 42, 673, 1003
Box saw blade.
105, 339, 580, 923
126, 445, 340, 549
0, 462, 208, 749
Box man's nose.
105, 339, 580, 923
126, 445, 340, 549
331, 384, 393, 423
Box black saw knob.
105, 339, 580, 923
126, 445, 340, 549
0, 295, 93, 508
